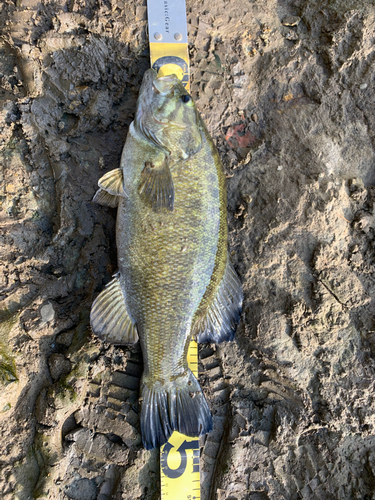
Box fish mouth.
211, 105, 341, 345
152, 71, 186, 130
139, 69, 179, 97
152, 74, 178, 95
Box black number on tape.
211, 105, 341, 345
161, 439, 199, 479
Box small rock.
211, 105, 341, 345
135, 6, 147, 20
40, 302, 55, 324
65, 478, 97, 500
56, 331, 74, 347
359, 83, 368, 90
251, 113, 258, 122
282, 15, 301, 26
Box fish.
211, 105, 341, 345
90, 69, 243, 450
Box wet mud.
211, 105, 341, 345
0, 0, 375, 498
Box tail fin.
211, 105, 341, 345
140, 369, 213, 450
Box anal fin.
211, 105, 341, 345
90, 276, 138, 345
139, 159, 174, 212
193, 257, 243, 344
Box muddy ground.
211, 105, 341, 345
1, 0, 375, 498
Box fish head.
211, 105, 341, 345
135, 69, 202, 159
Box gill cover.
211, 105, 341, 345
135, 69, 202, 159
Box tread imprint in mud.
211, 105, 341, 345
74, 354, 143, 447
199, 345, 231, 500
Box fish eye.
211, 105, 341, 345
181, 94, 191, 103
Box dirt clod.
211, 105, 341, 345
48, 353, 72, 382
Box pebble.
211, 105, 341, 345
65, 478, 97, 500
282, 15, 301, 26
40, 302, 55, 324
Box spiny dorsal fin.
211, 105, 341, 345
138, 160, 174, 212
98, 168, 126, 196
193, 257, 243, 344
93, 188, 119, 207
90, 276, 138, 345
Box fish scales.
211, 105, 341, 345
90, 69, 243, 449
118, 125, 225, 380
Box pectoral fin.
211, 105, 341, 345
90, 276, 138, 345
193, 257, 243, 343
99, 168, 125, 195
138, 160, 174, 212
93, 168, 126, 207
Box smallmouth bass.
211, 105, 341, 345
90, 69, 243, 449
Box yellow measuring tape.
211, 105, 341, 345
160, 341, 200, 500
147, 0, 190, 91
147, 2, 199, 498
149, 42, 190, 91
